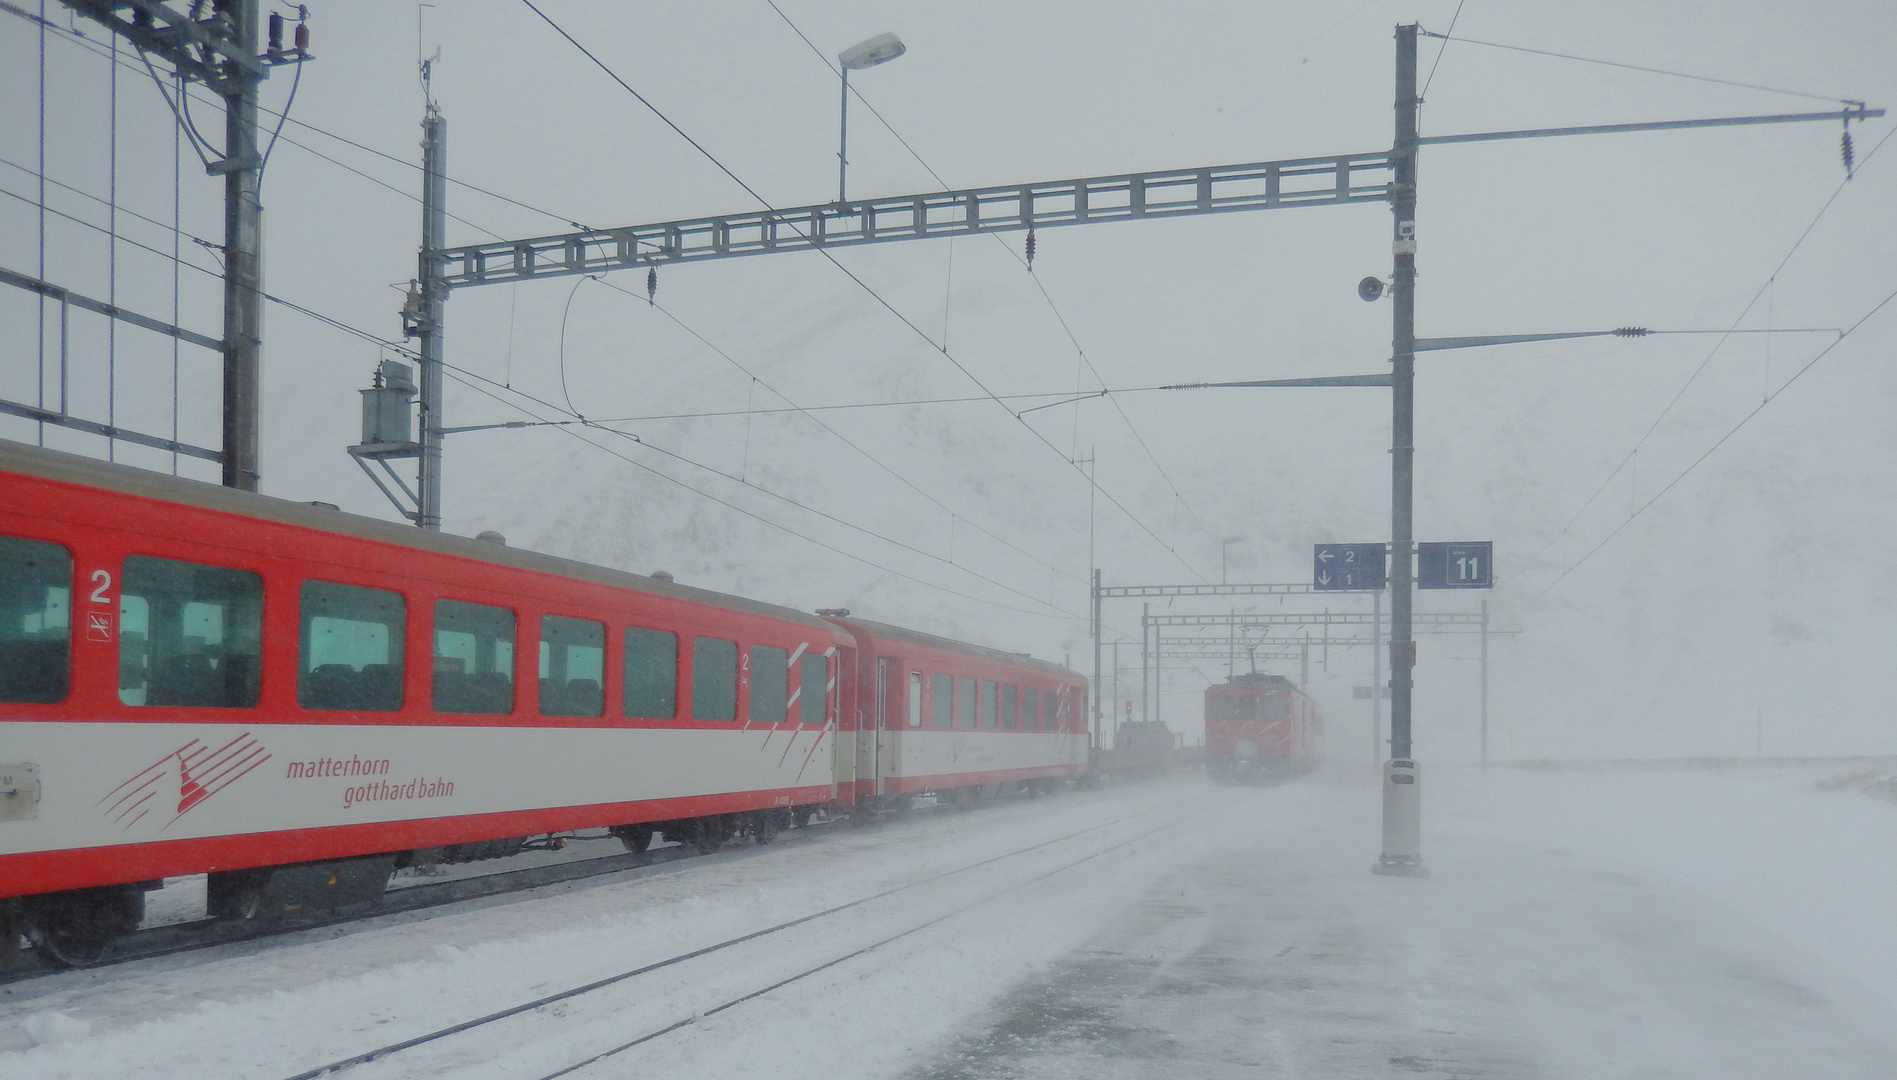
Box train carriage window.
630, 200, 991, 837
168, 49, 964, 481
750, 644, 789, 724
1021, 687, 1039, 731
799, 652, 828, 725
298, 581, 404, 711
907, 671, 922, 728
623, 627, 678, 719
0, 536, 71, 703
539, 615, 605, 717
1050, 687, 1066, 731
1002, 684, 1017, 730
691, 637, 738, 720
1261, 696, 1288, 721
931, 673, 952, 728
956, 677, 976, 730
433, 599, 515, 714
119, 555, 261, 708
978, 681, 997, 729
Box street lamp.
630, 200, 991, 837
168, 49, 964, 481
1221, 535, 1244, 584
837, 32, 905, 205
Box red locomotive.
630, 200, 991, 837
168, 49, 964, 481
0, 441, 1085, 965
1203, 672, 1322, 781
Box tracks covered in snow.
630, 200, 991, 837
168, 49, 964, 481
284, 792, 1211, 1080
8, 766, 1897, 1079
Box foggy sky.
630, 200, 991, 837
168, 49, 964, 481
4, 0, 1894, 761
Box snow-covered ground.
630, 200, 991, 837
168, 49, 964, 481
4, 763, 1896, 1079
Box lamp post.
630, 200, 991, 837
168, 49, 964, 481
837, 32, 906, 205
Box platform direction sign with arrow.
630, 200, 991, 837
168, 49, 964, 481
1313, 543, 1387, 591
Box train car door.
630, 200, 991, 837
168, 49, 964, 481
856, 656, 892, 798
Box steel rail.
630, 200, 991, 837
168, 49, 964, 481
275, 789, 1212, 1080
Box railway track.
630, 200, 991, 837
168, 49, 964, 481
1, 817, 852, 987
1, 779, 1155, 988
271, 791, 1211, 1080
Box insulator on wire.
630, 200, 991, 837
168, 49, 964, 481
646, 266, 657, 305
1842, 130, 1855, 179
268, 11, 283, 55
295, 8, 310, 53
1025, 227, 1037, 270
1613, 326, 1650, 337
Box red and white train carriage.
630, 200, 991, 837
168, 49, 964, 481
828, 618, 1088, 812
0, 441, 1086, 964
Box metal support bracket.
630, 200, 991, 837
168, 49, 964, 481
347, 445, 422, 523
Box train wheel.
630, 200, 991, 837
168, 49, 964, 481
692, 816, 733, 855
0, 905, 24, 970
610, 824, 653, 858
753, 810, 785, 845
791, 807, 813, 829
207, 868, 274, 921
22, 887, 144, 968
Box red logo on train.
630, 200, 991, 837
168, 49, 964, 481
98, 732, 273, 831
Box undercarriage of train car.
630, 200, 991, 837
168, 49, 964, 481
2, 806, 820, 969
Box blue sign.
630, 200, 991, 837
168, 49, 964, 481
1417, 541, 1493, 589
1313, 543, 1387, 591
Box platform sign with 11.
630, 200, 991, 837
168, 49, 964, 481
1416, 541, 1493, 589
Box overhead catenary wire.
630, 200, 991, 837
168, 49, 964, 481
0, 3, 592, 232
1519, 282, 1897, 609
438, 366, 1086, 621
1419, 0, 1466, 100
253, 292, 1086, 620
432, 361, 1085, 616
0, 155, 221, 252
12, 0, 1101, 619
520, 0, 1210, 580
1418, 28, 1865, 107
18, 0, 1216, 582
1526, 121, 1897, 571
499, 325, 1834, 426
585, 389, 1105, 424
24, 17, 524, 241
28, 0, 1113, 599
0, 184, 223, 280
765, 0, 1225, 569
586, 275, 1089, 587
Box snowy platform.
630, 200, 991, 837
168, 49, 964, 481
4, 765, 1895, 1079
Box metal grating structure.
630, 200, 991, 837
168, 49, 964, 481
437, 153, 1396, 288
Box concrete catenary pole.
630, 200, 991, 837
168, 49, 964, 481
1376, 24, 1425, 876
1092, 569, 1103, 750
416, 108, 447, 530
1141, 603, 1150, 724
220, 0, 264, 491
1480, 596, 1490, 771
1371, 588, 1383, 771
